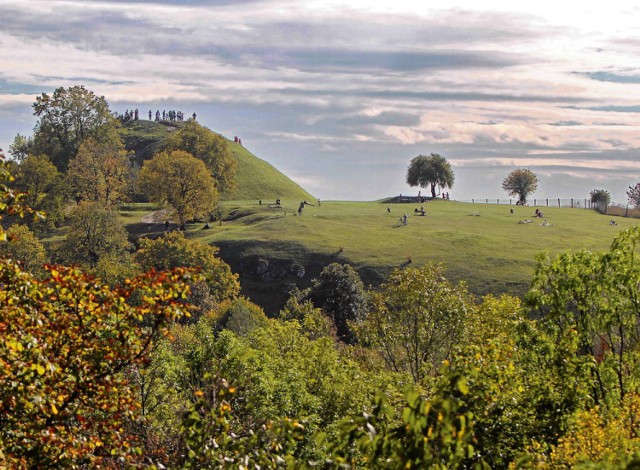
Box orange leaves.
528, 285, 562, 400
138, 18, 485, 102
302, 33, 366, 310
0, 260, 199, 467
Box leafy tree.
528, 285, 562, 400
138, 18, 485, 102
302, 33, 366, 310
307, 262, 368, 343
210, 297, 269, 336
406, 153, 455, 198
0, 149, 35, 237
527, 226, 640, 405
138, 150, 218, 228
543, 395, 640, 468
144, 316, 386, 465
135, 231, 239, 309
11, 154, 64, 229
0, 224, 47, 276
0, 262, 196, 468
8, 133, 32, 162
31, 85, 115, 172
356, 264, 472, 382
66, 132, 132, 206
502, 168, 538, 204
61, 202, 131, 268
281, 292, 336, 341
323, 372, 482, 469
627, 183, 640, 208
448, 295, 590, 467
590, 188, 611, 213
164, 120, 237, 194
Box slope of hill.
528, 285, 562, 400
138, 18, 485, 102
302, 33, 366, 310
226, 141, 313, 201
119, 119, 314, 201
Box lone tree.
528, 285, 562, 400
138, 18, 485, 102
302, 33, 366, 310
627, 183, 640, 208
590, 189, 611, 213
406, 153, 454, 198
502, 169, 538, 205
138, 150, 218, 229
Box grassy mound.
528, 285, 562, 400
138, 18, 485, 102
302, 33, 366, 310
119, 120, 314, 202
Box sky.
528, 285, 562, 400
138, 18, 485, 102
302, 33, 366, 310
1, 0, 639, 203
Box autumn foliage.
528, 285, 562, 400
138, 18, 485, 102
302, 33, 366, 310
0, 262, 197, 467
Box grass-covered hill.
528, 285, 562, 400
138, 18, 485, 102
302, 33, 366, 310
119, 119, 314, 201
121, 199, 637, 314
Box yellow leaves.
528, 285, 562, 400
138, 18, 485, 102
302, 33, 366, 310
29, 363, 45, 375
51, 403, 58, 415
194, 390, 204, 397
6, 339, 23, 352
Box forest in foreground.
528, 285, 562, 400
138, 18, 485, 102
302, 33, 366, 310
2, 86, 640, 468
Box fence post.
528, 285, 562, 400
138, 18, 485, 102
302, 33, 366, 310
584, 198, 587, 209
534, 199, 536, 206
626, 205, 629, 217
558, 198, 560, 207
486, 198, 488, 204
571, 198, 574, 208
497, 199, 499, 204
510, 199, 512, 205
472, 199, 474, 204
546, 198, 548, 207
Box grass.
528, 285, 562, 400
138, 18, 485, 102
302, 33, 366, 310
128, 199, 636, 313
224, 140, 314, 201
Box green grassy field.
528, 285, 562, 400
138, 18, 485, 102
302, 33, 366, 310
126, 199, 636, 313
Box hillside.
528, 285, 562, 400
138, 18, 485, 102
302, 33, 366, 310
119, 119, 314, 202
122, 199, 638, 314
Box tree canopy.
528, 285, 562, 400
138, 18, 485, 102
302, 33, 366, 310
307, 262, 368, 343
627, 183, 640, 207
589, 188, 611, 212
163, 120, 237, 194
406, 153, 454, 198
138, 150, 218, 228
31, 86, 115, 172
501, 168, 538, 204
135, 230, 240, 308
61, 202, 131, 268
66, 132, 132, 207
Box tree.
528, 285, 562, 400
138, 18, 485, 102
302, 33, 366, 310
627, 183, 640, 208
526, 227, 640, 405
11, 154, 64, 229
502, 168, 538, 204
164, 120, 237, 194
61, 202, 131, 268
406, 153, 454, 198
135, 230, 240, 308
8, 134, 33, 162
356, 264, 472, 382
66, 132, 132, 206
138, 150, 218, 228
308, 262, 368, 343
0, 224, 47, 276
31, 85, 114, 172
590, 188, 611, 213
0, 261, 196, 467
